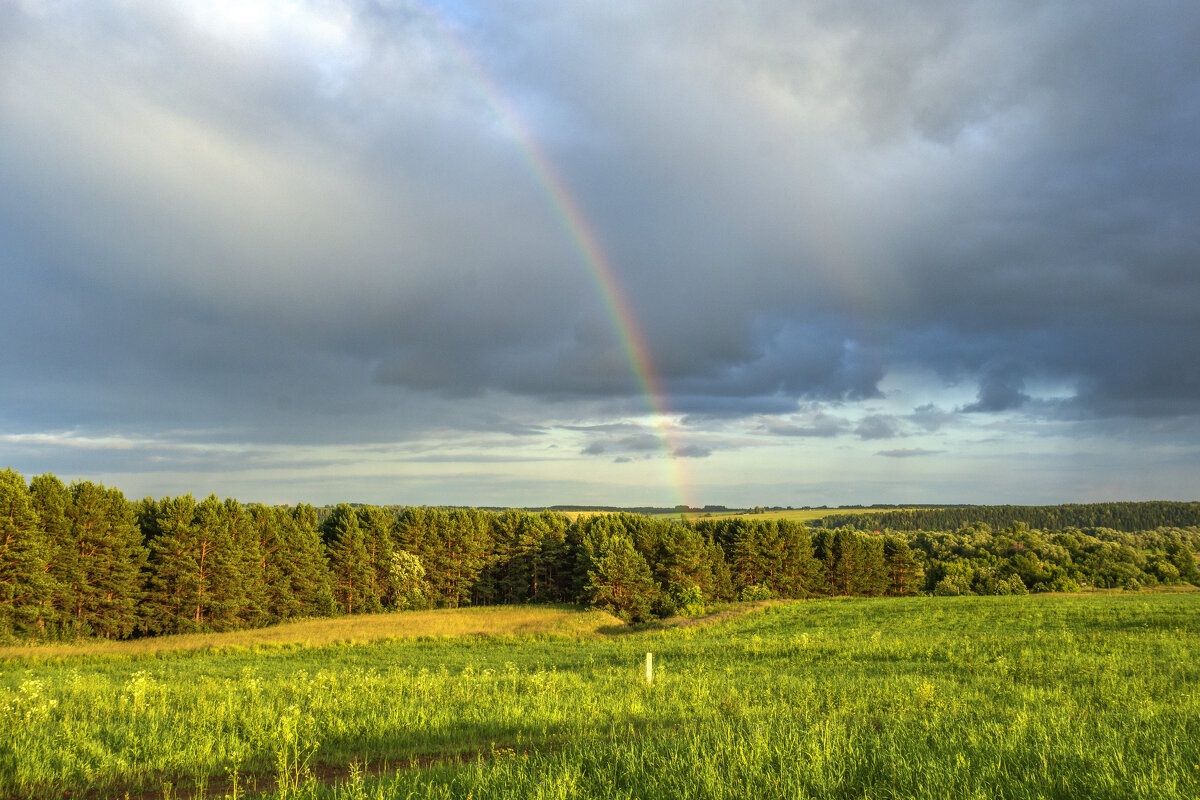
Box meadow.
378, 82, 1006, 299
1, 592, 1198, 799
657, 507, 932, 525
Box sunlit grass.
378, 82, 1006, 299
1, 593, 1197, 799
0, 605, 624, 662
672, 506, 935, 523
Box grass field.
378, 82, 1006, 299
0, 605, 622, 662
667, 507, 929, 524
2, 592, 1197, 799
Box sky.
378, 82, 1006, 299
2, 0, 1199, 508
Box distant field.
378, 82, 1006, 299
544, 506, 926, 525
2, 592, 1197, 799
665, 507, 934, 525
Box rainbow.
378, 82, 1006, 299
418, 8, 695, 510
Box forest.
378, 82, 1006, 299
813, 501, 1200, 532
1, 467, 1198, 640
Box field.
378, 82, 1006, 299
666, 507, 931, 524
2, 592, 1198, 799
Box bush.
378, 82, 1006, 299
933, 575, 973, 596
740, 584, 772, 602
674, 584, 706, 617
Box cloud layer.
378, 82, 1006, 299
2, 0, 1199, 504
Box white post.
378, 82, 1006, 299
645, 652, 653, 685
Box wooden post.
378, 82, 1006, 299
645, 652, 653, 685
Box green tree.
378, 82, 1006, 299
356, 506, 396, 609
585, 535, 658, 622
323, 504, 376, 614
140, 495, 197, 634
655, 525, 714, 601
390, 550, 430, 610
252, 505, 334, 622
288, 505, 336, 616
0, 469, 56, 637
222, 498, 266, 629
28, 473, 73, 634
65, 481, 146, 639
883, 536, 923, 596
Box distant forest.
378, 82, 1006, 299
814, 502, 1200, 533
1, 467, 1198, 640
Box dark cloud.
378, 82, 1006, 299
961, 363, 1030, 414
2, 1, 1200, 503
856, 415, 900, 441
877, 449, 944, 459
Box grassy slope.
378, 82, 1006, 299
2, 593, 1197, 799
0, 605, 622, 662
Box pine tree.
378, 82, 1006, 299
728, 519, 767, 592
29, 473, 73, 635
435, 509, 489, 608
826, 530, 858, 596
288, 505, 335, 616
707, 540, 735, 601
883, 536, 924, 596
773, 521, 825, 598
142, 494, 200, 634
0, 469, 56, 637
250, 504, 298, 622
356, 506, 396, 610
66, 481, 147, 639
532, 511, 573, 602
585, 535, 659, 622
394, 507, 449, 606
482, 509, 537, 604
854, 535, 888, 597
222, 498, 266, 629
323, 504, 374, 614
190, 495, 241, 631
656, 525, 714, 599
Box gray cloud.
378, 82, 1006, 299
762, 411, 847, 438
3, 1, 1200, 502
672, 444, 713, 459
910, 404, 956, 432
962, 363, 1030, 414
877, 449, 944, 459
856, 415, 901, 441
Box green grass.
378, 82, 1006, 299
2, 593, 1198, 799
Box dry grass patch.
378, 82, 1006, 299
0, 605, 623, 661
686, 507, 936, 524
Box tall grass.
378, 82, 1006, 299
1, 593, 1197, 799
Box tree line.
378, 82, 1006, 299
2, 468, 1198, 639
814, 501, 1200, 533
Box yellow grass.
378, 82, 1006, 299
680, 507, 936, 524
0, 605, 624, 662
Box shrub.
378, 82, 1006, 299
740, 584, 772, 602
674, 584, 706, 617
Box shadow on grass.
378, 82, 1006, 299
27, 709, 696, 800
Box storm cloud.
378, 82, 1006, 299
2, 0, 1199, 505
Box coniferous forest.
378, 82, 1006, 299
1, 467, 1198, 640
